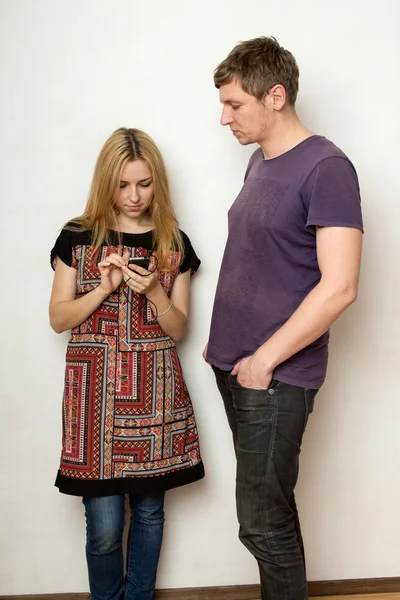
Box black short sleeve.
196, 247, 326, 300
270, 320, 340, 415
179, 230, 201, 276
50, 227, 77, 270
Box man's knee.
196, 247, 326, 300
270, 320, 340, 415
239, 509, 301, 565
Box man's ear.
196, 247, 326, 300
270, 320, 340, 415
270, 84, 287, 111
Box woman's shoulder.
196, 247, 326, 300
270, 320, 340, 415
50, 222, 93, 270
59, 221, 92, 244
177, 229, 200, 275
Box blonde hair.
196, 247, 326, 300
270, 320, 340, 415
214, 36, 299, 106
67, 127, 183, 269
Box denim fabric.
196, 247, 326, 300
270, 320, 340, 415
213, 367, 317, 600
83, 493, 165, 600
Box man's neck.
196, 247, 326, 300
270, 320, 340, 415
260, 112, 315, 160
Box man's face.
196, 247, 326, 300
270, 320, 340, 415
219, 79, 271, 146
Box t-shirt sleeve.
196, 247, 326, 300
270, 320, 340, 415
50, 228, 77, 270
302, 157, 364, 232
179, 231, 201, 276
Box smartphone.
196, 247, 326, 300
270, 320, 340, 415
128, 256, 150, 270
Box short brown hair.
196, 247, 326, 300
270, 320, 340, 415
214, 36, 299, 106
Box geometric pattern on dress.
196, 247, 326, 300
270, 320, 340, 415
57, 241, 202, 483
169, 424, 199, 457
163, 416, 199, 459
112, 435, 155, 464
118, 285, 174, 352
165, 347, 191, 413
119, 455, 197, 478
114, 351, 157, 419
60, 340, 109, 478
121, 285, 168, 344
63, 360, 90, 464
108, 345, 201, 477
77, 300, 118, 336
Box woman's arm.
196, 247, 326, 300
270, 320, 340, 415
147, 270, 191, 342
122, 263, 191, 342
49, 260, 109, 333
49, 251, 130, 333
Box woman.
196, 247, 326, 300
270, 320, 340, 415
49, 127, 204, 600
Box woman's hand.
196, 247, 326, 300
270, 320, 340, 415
98, 251, 130, 295
122, 262, 160, 297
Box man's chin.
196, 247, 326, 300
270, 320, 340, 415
237, 137, 251, 146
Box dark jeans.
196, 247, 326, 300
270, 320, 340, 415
83, 493, 165, 600
212, 367, 317, 600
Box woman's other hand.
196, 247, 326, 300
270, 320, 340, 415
122, 262, 160, 297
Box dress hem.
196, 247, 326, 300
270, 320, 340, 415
55, 461, 205, 497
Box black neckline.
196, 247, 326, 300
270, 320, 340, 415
110, 229, 153, 236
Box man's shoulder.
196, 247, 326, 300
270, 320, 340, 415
243, 136, 355, 186
303, 135, 352, 164
246, 136, 352, 170
292, 136, 357, 188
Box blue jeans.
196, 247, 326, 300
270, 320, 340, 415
213, 367, 317, 600
82, 493, 165, 600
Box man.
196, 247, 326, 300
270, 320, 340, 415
205, 37, 363, 600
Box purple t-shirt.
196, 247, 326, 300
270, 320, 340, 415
206, 135, 363, 389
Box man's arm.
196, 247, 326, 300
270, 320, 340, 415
232, 226, 363, 388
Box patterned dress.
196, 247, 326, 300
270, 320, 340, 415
50, 227, 204, 496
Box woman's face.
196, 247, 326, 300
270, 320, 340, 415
114, 159, 154, 224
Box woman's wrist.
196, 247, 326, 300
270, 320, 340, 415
95, 284, 111, 302
145, 280, 163, 301
157, 300, 173, 317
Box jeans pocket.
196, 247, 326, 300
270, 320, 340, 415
230, 374, 280, 392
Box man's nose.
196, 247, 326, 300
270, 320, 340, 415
220, 107, 233, 126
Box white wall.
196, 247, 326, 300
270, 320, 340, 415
1, 0, 399, 594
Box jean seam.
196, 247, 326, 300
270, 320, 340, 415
264, 386, 293, 600
260, 386, 279, 541
126, 498, 134, 589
